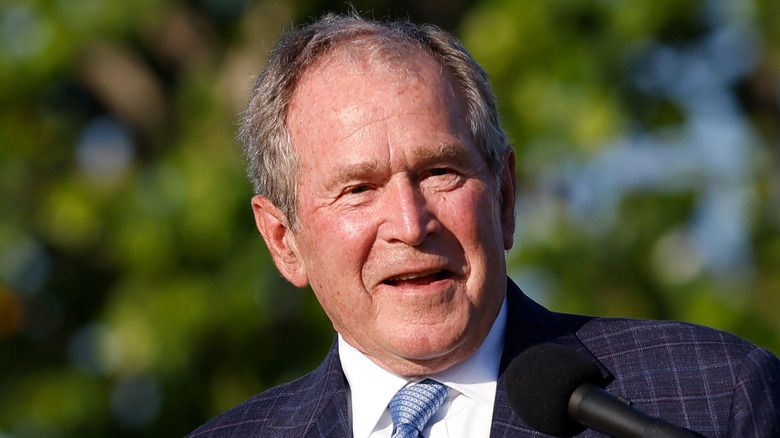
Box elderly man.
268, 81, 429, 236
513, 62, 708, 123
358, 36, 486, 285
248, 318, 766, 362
188, 13, 780, 438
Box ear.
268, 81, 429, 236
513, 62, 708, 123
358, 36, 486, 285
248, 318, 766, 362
251, 195, 310, 287
499, 149, 518, 250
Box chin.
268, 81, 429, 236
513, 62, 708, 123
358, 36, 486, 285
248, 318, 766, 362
392, 328, 470, 361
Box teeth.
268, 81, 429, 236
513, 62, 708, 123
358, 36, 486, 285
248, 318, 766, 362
388, 271, 440, 282
393, 273, 424, 281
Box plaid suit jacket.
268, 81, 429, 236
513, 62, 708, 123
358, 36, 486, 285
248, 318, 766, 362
187, 279, 780, 437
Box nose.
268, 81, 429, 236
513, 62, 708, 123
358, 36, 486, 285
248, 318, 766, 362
378, 178, 440, 246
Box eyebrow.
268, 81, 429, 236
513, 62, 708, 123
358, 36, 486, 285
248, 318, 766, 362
415, 142, 462, 163
323, 141, 473, 191
325, 161, 381, 191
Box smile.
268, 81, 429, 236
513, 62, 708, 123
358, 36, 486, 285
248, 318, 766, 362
382, 270, 451, 286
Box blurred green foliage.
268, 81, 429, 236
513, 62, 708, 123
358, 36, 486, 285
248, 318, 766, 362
1, 0, 779, 436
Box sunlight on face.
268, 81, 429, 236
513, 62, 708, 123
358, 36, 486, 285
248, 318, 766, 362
263, 49, 515, 376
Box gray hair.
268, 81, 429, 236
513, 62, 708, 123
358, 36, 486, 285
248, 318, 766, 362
239, 13, 510, 226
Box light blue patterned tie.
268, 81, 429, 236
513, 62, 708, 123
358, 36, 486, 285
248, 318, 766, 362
389, 379, 449, 438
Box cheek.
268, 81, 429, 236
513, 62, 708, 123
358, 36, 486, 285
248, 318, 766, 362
443, 186, 500, 243
299, 213, 379, 333
298, 211, 377, 288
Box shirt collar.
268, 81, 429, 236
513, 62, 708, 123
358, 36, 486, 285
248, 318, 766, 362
338, 335, 407, 438
431, 298, 507, 406
338, 298, 507, 438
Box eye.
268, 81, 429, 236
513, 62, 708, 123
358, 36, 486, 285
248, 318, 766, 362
421, 166, 464, 192
428, 168, 452, 177
348, 184, 370, 194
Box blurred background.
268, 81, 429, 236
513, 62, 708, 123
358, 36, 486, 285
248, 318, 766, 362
2, 0, 780, 436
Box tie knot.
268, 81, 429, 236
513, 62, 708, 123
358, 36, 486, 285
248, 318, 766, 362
389, 379, 449, 438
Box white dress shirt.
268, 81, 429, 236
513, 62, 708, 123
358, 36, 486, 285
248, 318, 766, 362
338, 299, 508, 438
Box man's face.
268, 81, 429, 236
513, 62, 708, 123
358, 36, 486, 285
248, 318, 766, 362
252, 51, 516, 376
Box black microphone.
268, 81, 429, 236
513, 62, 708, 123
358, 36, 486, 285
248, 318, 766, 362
504, 343, 699, 437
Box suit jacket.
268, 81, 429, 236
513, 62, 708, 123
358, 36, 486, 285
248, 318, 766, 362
187, 279, 780, 437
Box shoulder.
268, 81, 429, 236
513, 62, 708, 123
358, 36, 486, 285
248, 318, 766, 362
571, 316, 774, 368
186, 345, 350, 438
185, 372, 326, 438
568, 315, 780, 434
570, 316, 771, 379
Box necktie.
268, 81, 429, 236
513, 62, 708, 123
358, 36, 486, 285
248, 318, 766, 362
389, 379, 449, 438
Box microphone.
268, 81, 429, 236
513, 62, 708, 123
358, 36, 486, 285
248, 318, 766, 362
504, 343, 699, 437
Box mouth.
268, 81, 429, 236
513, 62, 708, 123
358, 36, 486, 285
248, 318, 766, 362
382, 270, 453, 287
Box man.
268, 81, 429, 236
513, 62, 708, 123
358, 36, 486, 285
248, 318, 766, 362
188, 13, 780, 437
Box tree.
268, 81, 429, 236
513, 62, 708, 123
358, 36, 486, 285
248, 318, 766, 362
1, 0, 778, 436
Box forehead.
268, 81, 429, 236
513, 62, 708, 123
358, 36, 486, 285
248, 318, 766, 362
286, 46, 466, 144
292, 39, 464, 108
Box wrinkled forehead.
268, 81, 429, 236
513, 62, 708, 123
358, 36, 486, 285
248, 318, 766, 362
287, 42, 466, 141
291, 42, 465, 129
285, 40, 474, 182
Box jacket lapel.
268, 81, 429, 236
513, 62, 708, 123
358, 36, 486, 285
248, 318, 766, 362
490, 279, 611, 436
298, 340, 353, 438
